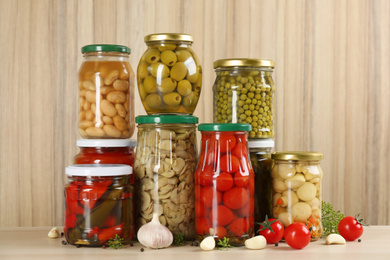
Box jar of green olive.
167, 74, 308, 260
271, 151, 324, 240
137, 33, 202, 114
213, 59, 275, 139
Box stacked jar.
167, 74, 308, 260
134, 34, 202, 240
64, 44, 136, 246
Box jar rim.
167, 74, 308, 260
76, 139, 136, 148
248, 139, 275, 148
81, 44, 131, 54
144, 33, 193, 43
66, 164, 132, 177
214, 58, 274, 69
271, 151, 324, 161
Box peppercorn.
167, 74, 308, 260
130, 242, 134, 247
358, 239, 362, 242
62, 240, 68, 245
275, 242, 279, 247
140, 248, 145, 252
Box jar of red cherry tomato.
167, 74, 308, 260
64, 164, 133, 247
195, 123, 254, 246
74, 139, 136, 183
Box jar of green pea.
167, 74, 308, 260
213, 59, 275, 139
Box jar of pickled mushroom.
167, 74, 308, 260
134, 115, 198, 239
78, 44, 135, 139
248, 139, 274, 230
213, 59, 275, 139
64, 164, 134, 247
137, 33, 202, 114
195, 123, 254, 246
271, 152, 324, 240
74, 139, 136, 183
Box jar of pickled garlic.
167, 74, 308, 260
195, 123, 254, 246
134, 115, 198, 239
137, 33, 202, 114
64, 164, 134, 247
78, 44, 135, 139
271, 152, 324, 240
248, 139, 274, 230
213, 59, 275, 139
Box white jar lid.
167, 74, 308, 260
66, 164, 132, 177
76, 139, 136, 148
248, 138, 275, 148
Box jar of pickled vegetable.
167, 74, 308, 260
78, 44, 135, 139
74, 139, 136, 183
134, 115, 198, 239
271, 152, 324, 240
195, 123, 254, 246
137, 33, 202, 114
64, 164, 134, 247
213, 59, 275, 139
248, 139, 274, 230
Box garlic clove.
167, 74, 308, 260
137, 213, 173, 249
325, 234, 346, 245
48, 227, 60, 239
245, 236, 267, 250
200, 236, 215, 251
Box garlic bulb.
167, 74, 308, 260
48, 227, 60, 239
137, 213, 173, 249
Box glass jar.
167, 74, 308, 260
248, 139, 274, 230
137, 33, 202, 114
195, 123, 254, 246
64, 164, 134, 247
78, 44, 135, 139
271, 152, 324, 240
213, 59, 275, 139
134, 115, 198, 239
73, 139, 136, 183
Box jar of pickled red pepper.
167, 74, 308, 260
64, 164, 134, 247
195, 123, 254, 246
271, 152, 324, 240
213, 59, 275, 139
134, 115, 198, 240
78, 44, 135, 139
137, 33, 202, 114
74, 139, 136, 183
248, 139, 274, 230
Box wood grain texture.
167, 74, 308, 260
0, 0, 389, 227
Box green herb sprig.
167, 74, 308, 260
321, 201, 345, 237
173, 233, 185, 246
107, 234, 125, 249
217, 237, 232, 250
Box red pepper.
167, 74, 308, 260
65, 184, 85, 214
79, 185, 108, 209
104, 215, 117, 228
65, 213, 77, 228
87, 226, 100, 238
98, 223, 124, 243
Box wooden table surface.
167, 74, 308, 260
0, 226, 389, 260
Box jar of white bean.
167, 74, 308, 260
78, 44, 135, 139
271, 151, 323, 240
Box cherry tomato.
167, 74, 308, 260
338, 215, 366, 241
209, 205, 234, 226
218, 134, 236, 154
195, 200, 210, 218
231, 137, 247, 158
235, 198, 254, 217
234, 171, 249, 187
223, 187, 250, 209
228, 218, 250, 237
197, 165, 214, 186
220, 154, 240, 173
196, 217, 211, 235
258, 216, 284, 244
214, 226, 227, 238
284, 223, 311, 249
216, 172, 233, 191
200, 186, 222, 208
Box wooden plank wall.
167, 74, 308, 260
0, 0, 389, 227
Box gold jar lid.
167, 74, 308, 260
214, 58, 275, 69
144, 33, 193, 43
271, 151, 324, 161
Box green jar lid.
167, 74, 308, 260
198, 123, 252, 132
81, 44, 131, 54
136, 115, 198, 124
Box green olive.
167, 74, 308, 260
143, 48, 160, 63
158, 44, 177, 52
177, 80, 192, 96
149, 62, 170, 79
138, 84, 148, 100
182, 92, 195, 108
170, 62, 187, 81
163, 92, 182, 106
158, 78, 177, 94
143, 76, 157, 93
138, 61, 149, 79
161, 50, 178, 66
176, 50, 192, 62
145, 93, 162, 109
